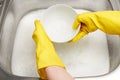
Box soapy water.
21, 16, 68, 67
12, 9, 109, 77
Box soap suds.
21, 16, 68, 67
12, 9, 110, 77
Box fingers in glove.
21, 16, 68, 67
72, 15, 81, 30
69, 31, 87, 42
32, 20, 51, 42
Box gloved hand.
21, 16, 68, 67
70, 11, 120, 42
32, 20, 65, 79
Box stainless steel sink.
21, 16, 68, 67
0, 0, 120, 80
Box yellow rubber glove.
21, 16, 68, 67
70, 11, 120, 42
32, 20, 65, 79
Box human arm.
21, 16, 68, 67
45, 66, 74, 80
32, 20, 74, 80
70, 11, 120, 42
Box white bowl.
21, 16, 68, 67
41, 4, 80, 43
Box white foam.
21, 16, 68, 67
12, 9, 109, 77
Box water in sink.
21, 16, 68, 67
11, 9, 110, 77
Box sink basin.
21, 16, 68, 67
11, 8, 109, 78
0, 0, 120, 80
